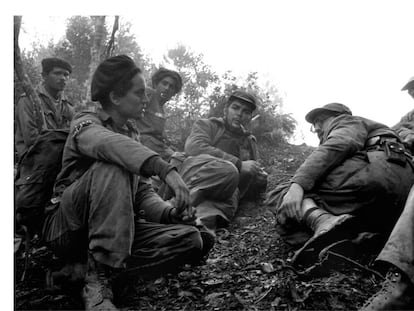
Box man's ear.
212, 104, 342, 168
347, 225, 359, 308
109, 91, 119, 106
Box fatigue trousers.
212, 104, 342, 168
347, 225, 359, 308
267, 150, 414, 245
179, 155, 240, 230
159, 154, 240, 233
42, 161, 203, 276
377, 185, 414, 284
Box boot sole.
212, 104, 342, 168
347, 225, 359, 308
291, 215, 358, 268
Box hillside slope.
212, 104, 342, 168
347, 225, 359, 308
15, 142, 383, 310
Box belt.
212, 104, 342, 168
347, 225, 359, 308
365, 135, 398, 148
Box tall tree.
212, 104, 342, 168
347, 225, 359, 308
111, 19, 153, 76
84, 16, 106, 101
14, 16, 44, 132
164, 44, 220, 143
65, 16, 94, 84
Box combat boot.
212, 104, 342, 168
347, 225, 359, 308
292, 207, 355, 267
82, 254, 119, 311
303, 207, 354, 236
360, 269, 414, 310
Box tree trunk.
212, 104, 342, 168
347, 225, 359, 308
14, 16, 44, 133
85, 16, 106, 102
105, 16, 119, 59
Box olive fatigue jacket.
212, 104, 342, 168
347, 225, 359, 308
15, 85, 74, 159
184, 117, 258, 171
292, 114, 400, 191
54, 108, 172, 223
392, 109, 414, 151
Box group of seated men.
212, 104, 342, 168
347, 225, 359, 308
14, 55, 414, 310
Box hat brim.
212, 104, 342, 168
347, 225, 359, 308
305, 108, 330, 123
402, 80, 414, 91
229, 95, 257, 111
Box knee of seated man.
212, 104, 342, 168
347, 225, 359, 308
178, 225, 205, 256
210, 159, 239, 187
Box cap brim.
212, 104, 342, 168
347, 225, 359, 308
230, 95, 256, 110
402, 80, 414, 91
305, 108, 327, 123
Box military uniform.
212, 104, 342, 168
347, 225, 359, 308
135, 88, 174, 162
161, 117, 266, 231
15, 85, 74, 159
42, 108, 204, 274
393, 109, 414, 152
267, 113, 414, 244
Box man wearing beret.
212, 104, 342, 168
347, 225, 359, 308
359, 78, 414, 310
135, 67, 183, 162
15, 57, 74, 159
266, 103, 414, 268
161, 90, 268, 238
42, 55, 207, 311
392, 76, 414, 153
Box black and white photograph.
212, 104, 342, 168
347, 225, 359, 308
10, 1, 414, 310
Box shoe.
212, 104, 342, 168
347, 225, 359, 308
46, 262, 87, 290
312, 213, 354, 237
82, 255, 118, 311
292, 214, 357, 268
199, 228, 216, 257
360, 269, 414, 310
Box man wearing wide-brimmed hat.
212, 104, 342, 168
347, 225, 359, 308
266, 102, 414, 268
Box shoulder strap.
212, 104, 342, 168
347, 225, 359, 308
32, 93, 48, 132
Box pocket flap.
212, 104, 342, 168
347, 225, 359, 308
15, 170, 45, 186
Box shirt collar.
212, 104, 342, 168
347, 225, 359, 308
96, 108, 132, 134
38, 84, 67, 102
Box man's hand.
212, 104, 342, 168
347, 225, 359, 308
277, 183, 304, 224
164, 170, 190, 214
168, 206, 196, 225
241, 160, 262, 176
256, 167, 268, 184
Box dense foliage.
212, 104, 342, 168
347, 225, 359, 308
15, 16, 297, 147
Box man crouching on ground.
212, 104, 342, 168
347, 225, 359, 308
42, 55, 209, 311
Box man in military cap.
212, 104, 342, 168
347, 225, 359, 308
15, 57, 74, 159
161, 89, 268, 238
135, 67, 183, 162
392, 76, 414, 152
266, 102, 414, 267
359, 77, 414, 311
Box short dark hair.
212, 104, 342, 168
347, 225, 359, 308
41, 57, 72, 74
151, 68, 183, 94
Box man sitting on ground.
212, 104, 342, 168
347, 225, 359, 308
161, 90, 268, 236
266, 102, 414, 267
42, 55, 209, 311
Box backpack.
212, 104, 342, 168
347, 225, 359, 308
14, 129, 69, 237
